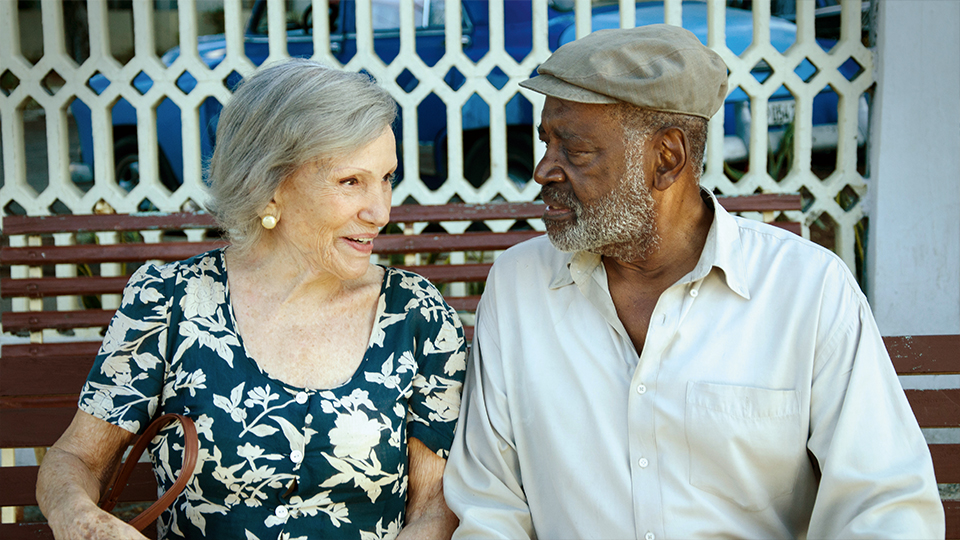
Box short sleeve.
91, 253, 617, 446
78, 262, 174, 434
401, 272, 467, 458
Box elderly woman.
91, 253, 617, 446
37, 59, 466, 540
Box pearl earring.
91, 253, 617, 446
261, 215, 278, 229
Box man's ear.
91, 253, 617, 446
652, 127, 687, 192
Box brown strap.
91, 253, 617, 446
99, 413, 199, 531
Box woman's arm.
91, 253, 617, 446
36, 410, 147, 540
397, 437, 459, 540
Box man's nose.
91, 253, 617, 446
533, 148, 564, 186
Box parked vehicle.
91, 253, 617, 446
70, 0, 864, 192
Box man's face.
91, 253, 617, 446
534, 97, 659, 260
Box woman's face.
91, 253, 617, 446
271, 126, 396, 281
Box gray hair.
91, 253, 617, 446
206, 59, 397, 254
615, 104, 708, 182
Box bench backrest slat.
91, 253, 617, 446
884, 335, 960, 373
0, 194, 804, 236
21, 197, 960, 538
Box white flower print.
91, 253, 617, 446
329, 411, 385, 459
360, 516, 402, 540
182, 274, 225, 319
424, 318, 463, 355
79, 258, 467, 539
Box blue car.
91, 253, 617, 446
71, 0, 863, 192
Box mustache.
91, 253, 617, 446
541, 184, 582, 212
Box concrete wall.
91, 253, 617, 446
867, 0, 960, 335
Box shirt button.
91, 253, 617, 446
274, 506, 289, 519
690, 289, 699, 297
638, 457, 649, 468
645, 533, 655, 540
295, 392, 308, 404
290, 450, 304, 464
636, 384, 647, 395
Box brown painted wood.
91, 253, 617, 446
375, 230, 543, 255
2, 212, 219, 235
0, 405, 78, 447
1, 349, 98, 396
931, 443, 960, 484
389, 202, 547, 222
903, 389, 960, 428
0, 463, 157, 507
0, 523, 54, 540
394, 264, 492, 284
946, 500, 960, 540
0, 241, 227, 266
0, 521, 158, 540
0, 233, 539, 266
717, 193, 802, 212
771, 221, 802, 235
886, 335, 960, 374
3, 310, 114, 332
1, 341, 102, 361
1, 276, 131, 299
1, 195, 800, 237
444, 296, 482, 312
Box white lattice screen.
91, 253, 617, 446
0, 0, 873, 270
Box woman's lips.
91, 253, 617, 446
342, 235, 376, 253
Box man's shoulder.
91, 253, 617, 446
734, 216, 838, 264
732, 216, 863, 299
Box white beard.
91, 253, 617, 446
543, 144, 660, 261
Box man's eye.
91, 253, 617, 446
340, 177, 358, 186
383, 172, 397, 186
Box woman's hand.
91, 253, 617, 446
397, 438, 459, 540
37, 410, 146, 539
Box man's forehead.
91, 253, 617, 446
539, 99, 617, 135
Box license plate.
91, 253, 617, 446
768, 100, 795, 126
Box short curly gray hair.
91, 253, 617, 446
615, 103, 708, 182
206, 59, 397, 254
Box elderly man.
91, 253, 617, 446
443, 25, 943, 539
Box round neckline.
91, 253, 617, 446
217, 248, 390, 394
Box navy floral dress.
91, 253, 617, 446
79, 249, 466, 540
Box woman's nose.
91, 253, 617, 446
361, 185, 391, 228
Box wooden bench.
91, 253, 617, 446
4, 195, 953, 538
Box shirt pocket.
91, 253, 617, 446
685, 381, 803, 512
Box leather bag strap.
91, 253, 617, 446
99, 413, 199, 531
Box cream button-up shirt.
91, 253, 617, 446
444, 195, 944, 539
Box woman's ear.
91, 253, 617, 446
652, 127, 688, 192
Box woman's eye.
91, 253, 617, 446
340, 177, 358, 186
384, 173, 397, 186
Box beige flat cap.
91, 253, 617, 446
520, 24, 728, 119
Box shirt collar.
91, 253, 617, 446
689, 189, 751, 299
545, 189, 750, 299
549, 250, 597, 290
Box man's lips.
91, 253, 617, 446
541, 192, 577, 220
543, 204, 574, 219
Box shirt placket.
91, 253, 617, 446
273, 389, 313, 534
627, 283, 689, 540
629, 278, 703, 539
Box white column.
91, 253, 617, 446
866, 0, 960, 335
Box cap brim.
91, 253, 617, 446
519, 74, 619, 105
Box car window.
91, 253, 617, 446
251, 0, 445, 35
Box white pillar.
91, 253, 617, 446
866, 0, 960, 336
